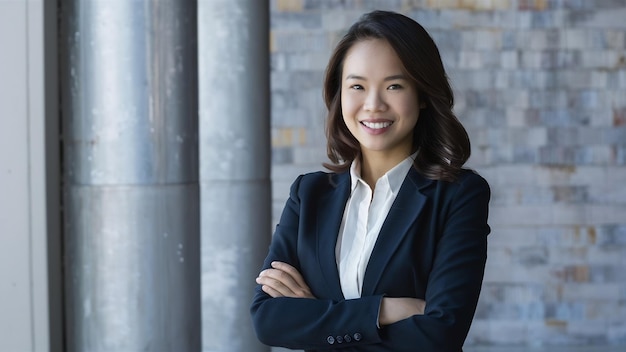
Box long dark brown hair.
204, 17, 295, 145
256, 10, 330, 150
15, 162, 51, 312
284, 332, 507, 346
323, 10, 470, 182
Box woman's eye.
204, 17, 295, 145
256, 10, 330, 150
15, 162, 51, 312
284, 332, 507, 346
388, 84, 402, 90
350, 84, 364, 90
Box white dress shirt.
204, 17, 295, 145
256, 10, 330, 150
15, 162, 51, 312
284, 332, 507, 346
335, 154, 416, 299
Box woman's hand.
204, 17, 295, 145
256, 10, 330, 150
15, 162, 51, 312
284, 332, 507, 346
256, 261, 316, 299
378, 297, 426, 326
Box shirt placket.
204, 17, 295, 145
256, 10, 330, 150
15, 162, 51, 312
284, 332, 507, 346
354, 182, 371, 296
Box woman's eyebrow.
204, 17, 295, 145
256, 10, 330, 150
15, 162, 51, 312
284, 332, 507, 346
345, 74, 365, 80
384, 74, 407, 81
344, 74, 407, 80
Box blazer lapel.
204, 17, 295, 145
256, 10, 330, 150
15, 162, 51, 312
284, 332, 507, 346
316, 172, 350, 300
361, 168, 433, 296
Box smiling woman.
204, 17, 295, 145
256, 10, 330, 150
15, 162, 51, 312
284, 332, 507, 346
251, 10, 491, 352
340, 38, 421, 187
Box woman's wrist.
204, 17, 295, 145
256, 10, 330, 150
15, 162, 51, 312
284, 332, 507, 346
378, 297, 426, 326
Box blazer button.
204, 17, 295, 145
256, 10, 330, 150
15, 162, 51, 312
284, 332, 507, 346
336, 335, 344, 343
344, 334, 352, 343
327, 336, 335, 344
353, 332, 362, 341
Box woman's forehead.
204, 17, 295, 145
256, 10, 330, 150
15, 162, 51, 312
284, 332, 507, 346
342, 39, 407, 78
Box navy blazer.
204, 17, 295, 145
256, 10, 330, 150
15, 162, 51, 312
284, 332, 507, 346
251, 167, 491, 351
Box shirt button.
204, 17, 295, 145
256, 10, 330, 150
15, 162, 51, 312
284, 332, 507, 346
336, 335, 344, 343
327, 336, 335, 344
353, 332, 362, 341
344, 334, 352, 343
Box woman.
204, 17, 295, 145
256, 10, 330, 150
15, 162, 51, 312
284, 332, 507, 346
251, 10, 490, 352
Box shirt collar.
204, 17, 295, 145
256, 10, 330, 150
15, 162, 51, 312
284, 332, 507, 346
349, 152, 417, 195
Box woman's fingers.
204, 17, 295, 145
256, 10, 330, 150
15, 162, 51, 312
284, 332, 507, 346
256, 262, 315, 299
256, 269, 296, 297
259, 281, 284, 298
270, 261, 310, 290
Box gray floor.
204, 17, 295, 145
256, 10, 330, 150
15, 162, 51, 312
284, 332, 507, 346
273, 346, 626, 352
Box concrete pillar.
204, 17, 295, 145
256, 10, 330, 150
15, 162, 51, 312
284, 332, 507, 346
198, 0, 271, 351
60, 1, 201, 350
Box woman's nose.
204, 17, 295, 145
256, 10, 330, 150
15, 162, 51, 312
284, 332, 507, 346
363, 90, 387, 112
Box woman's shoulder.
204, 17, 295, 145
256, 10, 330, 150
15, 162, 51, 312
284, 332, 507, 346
456, 168, 489, 187
436, 168, 491, 198
415, 168, 490, 197
412, 167, 489, 188
289, 170, 349, 197
297, 170, 349, 188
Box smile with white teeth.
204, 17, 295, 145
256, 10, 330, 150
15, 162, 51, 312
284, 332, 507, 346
362, 121, 393, 129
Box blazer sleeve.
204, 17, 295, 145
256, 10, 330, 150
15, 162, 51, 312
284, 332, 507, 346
377, 172, 491, 352
250, 174, 386, 351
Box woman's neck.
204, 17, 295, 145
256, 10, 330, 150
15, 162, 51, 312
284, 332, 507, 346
359, 150, 410, 190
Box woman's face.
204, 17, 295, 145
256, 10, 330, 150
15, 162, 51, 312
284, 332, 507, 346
340, 38, 421, 160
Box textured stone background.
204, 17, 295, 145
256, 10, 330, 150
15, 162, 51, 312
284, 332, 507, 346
269, 0, 626, 347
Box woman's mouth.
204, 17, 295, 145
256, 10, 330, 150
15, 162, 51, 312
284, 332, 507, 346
361, 121, 392, 129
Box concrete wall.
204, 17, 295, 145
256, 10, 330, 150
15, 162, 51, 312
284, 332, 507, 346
269, 0, 626, 347
0, 0, 60, 351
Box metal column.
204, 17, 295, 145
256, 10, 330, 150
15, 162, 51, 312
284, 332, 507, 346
198, 1, 271, 351
60, 1, 201, 351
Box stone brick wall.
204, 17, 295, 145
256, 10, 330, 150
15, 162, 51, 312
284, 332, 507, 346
269, 0, 626, 346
